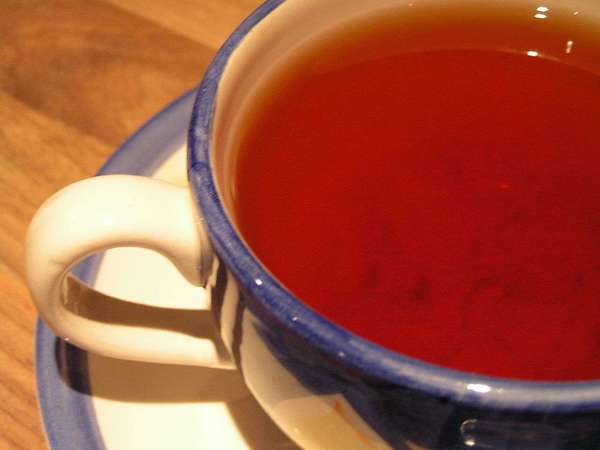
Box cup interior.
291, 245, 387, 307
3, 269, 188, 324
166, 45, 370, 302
211, 0, 600, 218
189, 0, 600, 411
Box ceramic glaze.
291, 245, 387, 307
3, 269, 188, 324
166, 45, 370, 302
189, 0, 600, 448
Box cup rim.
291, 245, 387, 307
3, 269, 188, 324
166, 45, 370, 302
188, 0, 600, 413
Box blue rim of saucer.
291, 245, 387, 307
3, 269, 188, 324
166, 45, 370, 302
35, 89, 198, 450
188, 0, 600, 412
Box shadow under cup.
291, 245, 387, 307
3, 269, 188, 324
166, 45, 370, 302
189, 0, 600, 448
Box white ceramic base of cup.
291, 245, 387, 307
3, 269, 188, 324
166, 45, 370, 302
35, 91, 297, 450
87, 148, 296, 450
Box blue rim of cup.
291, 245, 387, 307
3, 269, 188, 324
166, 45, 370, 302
188, 0, 600, 413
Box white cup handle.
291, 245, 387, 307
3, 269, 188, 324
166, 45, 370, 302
26, 174, 234, 368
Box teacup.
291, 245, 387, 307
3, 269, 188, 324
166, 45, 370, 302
26, 0, 600, 449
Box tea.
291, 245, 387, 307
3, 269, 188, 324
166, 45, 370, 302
232, 3, 600, 381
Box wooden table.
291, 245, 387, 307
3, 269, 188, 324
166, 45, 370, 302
0, 1, 261, 448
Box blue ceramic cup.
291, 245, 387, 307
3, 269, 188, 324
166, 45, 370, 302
26, 0, 600, 448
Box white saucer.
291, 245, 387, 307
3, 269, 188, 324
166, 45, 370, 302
35, 90, 297, 450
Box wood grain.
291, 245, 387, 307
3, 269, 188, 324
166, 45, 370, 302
0, 1, 260, 448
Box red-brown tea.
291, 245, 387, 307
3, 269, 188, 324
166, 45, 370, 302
232, 4, 600, 381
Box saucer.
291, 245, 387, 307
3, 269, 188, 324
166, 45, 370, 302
35, 90, 297, 450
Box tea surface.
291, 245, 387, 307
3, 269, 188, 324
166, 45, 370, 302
233, 4, 600, 381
